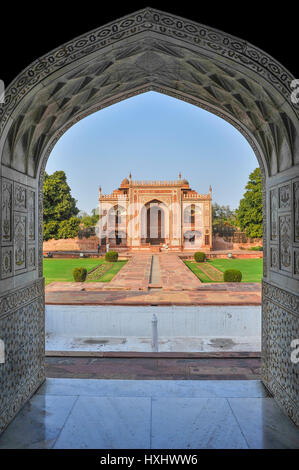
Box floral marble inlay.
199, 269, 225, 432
270, 246, 278, 270
1, 246, 13, 279
27, 190, 35, 241
14, 213, 26, 271
294, 249, 299, 277
1, 180, 12, 243
279, 184, 291, 210
14, 184, 26, 211
294, 181, 299, 242
279, 215, 291, 271
270, 188, 278, 241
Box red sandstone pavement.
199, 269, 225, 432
108, 253, 152, 290
159, 254, 202, 290
45, 283, 261, 305
45, 355, 261, 380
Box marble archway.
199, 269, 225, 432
0, 8, 298, 432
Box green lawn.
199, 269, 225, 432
97, 260, 127, 282
185, 258, 263, 283
43, 258, 126, 285
184, 261, 213, 283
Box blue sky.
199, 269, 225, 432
46, 91, 257, 214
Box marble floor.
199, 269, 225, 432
0, 379, 298, 449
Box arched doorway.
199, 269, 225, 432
146, 200, 165, 245
0, 8, 298, 432
107, 205, 127, 246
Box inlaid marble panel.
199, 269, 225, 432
1, 179, 12, 244
270, 246, 278, 270
28, 246, 36, 270
13, 213, 26, 272
294, 249, 299, 278
27, 190, 35, 241
14, 183, 26, 211
1, 246, 13, 279
279, 184, 291, 210
294, 181, 299, 243
262, 281, 299, 426
270, 188, 278, 241
0, 280, 45, 434
279, 215, 292, 272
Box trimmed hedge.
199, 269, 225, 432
105, 251, 118, 262
250, 246, 263, 251
194, 251, 206, 262
73, 267, 87, 282
223, 269, 242, 282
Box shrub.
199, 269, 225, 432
250, 246, 263, 251
73, 267, 87, 282
194, 252, 206, 262
223, 269, 242, 282
105, 251, 118, 262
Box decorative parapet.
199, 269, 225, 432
130, 180, 185, 186
183, 193, 211, 199
100, 194, 128, 200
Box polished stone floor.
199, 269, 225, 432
0, 379, 298, 449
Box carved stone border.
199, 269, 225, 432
0, 278, 44, 317
262, 279, 299, 315
0, 7, 297, 137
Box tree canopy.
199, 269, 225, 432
43, 171, 80, 240
212, 203, 237, 234
236, 167, 263, 238
78, 208, 99, 228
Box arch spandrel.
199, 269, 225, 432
0, 9, 298, 179
0, 7, 299, 433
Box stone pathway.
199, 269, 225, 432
108, 254, 152, 290
46, 283, 261, 305
44, 355, 262, 380
159, 254, 202, 290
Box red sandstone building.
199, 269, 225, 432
98, 174, 212, 252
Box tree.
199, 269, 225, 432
43, 220, 59, 241
212, 203, 237, 234
236, 167, 263, 238
43, 171, 79, 240
57, 217, 81, 239
79, 208, 99, 228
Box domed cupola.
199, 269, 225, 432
120, 177, 129, 187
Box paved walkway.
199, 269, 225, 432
159, 254, 202, 290
1, 378, 298, 448
108, 254, 152, 290
44, 355, 261, 380
46, 283, 261, 305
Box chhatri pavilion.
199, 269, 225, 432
98, 174, 212, 251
